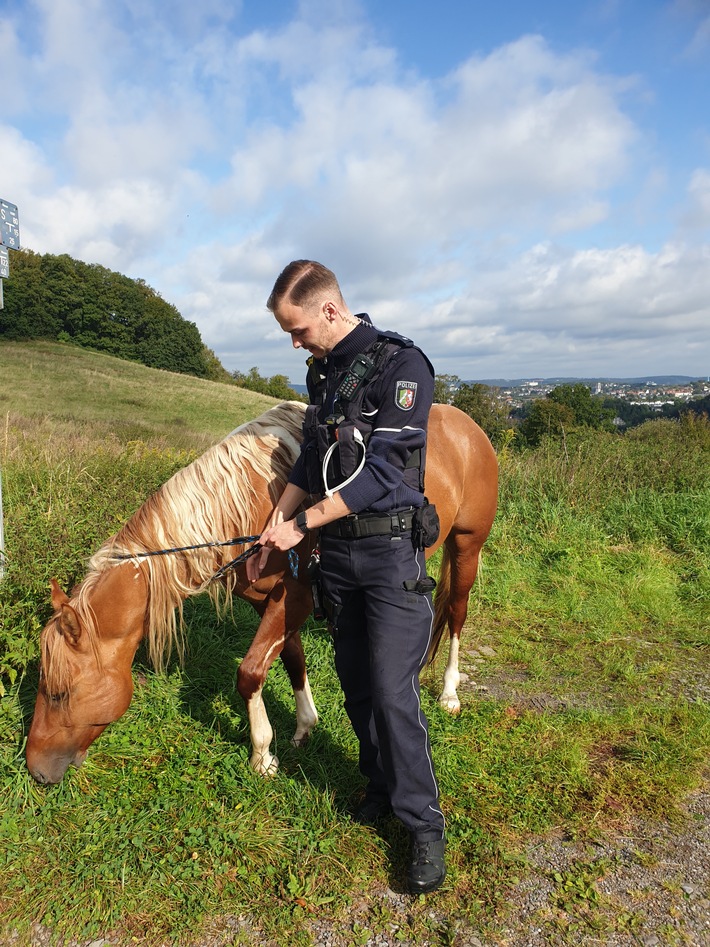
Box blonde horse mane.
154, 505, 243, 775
56, 401, 306, 679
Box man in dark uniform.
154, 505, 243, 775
247, 260, 445, 893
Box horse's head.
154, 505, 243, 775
26, 567, 148, 785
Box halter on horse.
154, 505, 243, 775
26, 401, 498, 784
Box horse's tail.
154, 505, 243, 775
427, 545, 452, 665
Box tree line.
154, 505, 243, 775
0, 249, 228, 380
2, 248, 703, 436
434, 376, 710, 448
1, 249, 305, 400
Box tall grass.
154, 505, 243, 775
0, 339, 276, 444
477, 420, 709, 700
0, 343, 708, 945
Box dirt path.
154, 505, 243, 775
8, 655, 709, 947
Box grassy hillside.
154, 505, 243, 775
0, 339, 278, 449
0, 341, 708, 947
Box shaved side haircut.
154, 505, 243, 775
267, 260, 344, 313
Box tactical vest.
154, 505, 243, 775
302, 331, 432, 498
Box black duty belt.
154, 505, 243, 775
321, 508, 415, 540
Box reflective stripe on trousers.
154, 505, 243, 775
319, 530, 445, 840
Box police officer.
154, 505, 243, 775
247, 260, 445, 893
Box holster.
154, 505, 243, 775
307, 550, 326, 621
412, 500, 440, 550
321, 593, 342, 630
403, 575, 437, 594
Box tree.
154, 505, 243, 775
0, 248, 221, 380
265, 373, 303, 400
231, 367, 304, 401
519, 399, 575, 446
603, 396, 656, 429
232, 367, 268, 394
548, 383, 615, 431
518, 383, 617, 446
451, 382, 510, 443
433, 374, 461, 404
201, 345, 232, 383
684, 394, 710, 419
0, 249, 61, 338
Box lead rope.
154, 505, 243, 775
111, 535, 299, 581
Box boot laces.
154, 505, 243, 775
412, 839, 441, 864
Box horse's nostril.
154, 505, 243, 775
32, 769, 50, 785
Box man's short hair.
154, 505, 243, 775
267, 260, 344, 313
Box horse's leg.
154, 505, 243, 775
237, 588, 313, 775
439, 534, 483, 714
280, 629, 318, 746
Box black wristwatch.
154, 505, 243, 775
294, 511, 310, 535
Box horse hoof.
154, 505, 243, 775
439, 695, 461, 715
251, 753, 279, 777
291, 732, 311, 748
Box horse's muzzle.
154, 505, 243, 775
26, 747, 88, 785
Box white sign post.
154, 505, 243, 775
0, 470, 5, 582
0, 199, 20, 248
0, 198, 19, 578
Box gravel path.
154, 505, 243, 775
484, 785, 710, 946
7, 650, 708, 947
301, 787, 710, 947
197, 785, 710, 947
10, 785, 708, 947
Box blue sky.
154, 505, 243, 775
1, 0, 709, 381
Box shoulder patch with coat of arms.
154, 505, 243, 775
395, 380, 418, 411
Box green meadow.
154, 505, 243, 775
0, 340, 708, 945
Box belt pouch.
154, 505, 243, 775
412, 500, 440, 550
403, 575, 437, 594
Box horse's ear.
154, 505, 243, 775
50, 578, 70, 610
56, 604, 82, 647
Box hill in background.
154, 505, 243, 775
0, 339, 278, 449
0, 249, 230, 382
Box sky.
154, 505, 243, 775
1, 0, 709, 383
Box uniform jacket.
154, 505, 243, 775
288, 317, 435, 515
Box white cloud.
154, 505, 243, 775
412, 239, 710, 378
1, 1, 708, 381
219, 34, 636, 245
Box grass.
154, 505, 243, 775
0, 339, 277, 448
0, 342, 708, 945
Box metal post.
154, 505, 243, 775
0, 197, 19, 578
0, 469, 5, 582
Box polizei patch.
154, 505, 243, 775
395, 380, 418, 410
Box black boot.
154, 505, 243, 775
408, 836, 446, 893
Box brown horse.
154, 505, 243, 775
26, 401, 497, 785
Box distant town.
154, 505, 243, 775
481, 376, 710, 412
290, 375, 710, 414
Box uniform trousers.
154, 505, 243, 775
319, 528, 445, 840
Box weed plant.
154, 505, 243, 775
0, 344, 708, 945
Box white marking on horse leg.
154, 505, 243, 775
291, 675, 318, 747
439, 634, 462, 715
246, 689, 279, 776
264, 636, 285, 665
